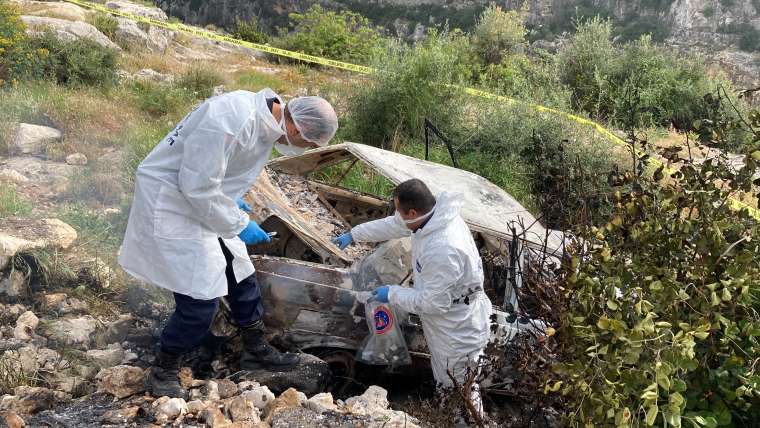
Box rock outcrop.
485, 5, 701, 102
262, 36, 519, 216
0, 217, 77, 271
20, 15, 121, 51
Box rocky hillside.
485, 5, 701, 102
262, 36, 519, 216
155, 0, 760, 89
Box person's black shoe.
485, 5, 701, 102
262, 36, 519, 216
240, 321, 299, 371
146, 350, 188, 399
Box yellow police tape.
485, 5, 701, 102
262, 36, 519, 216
64, 0, 760, 220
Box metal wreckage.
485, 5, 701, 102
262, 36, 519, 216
203, 142, 563, 394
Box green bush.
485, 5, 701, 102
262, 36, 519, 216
702, 5, 716, 17
274, 5, 384, 65
88, 13, 118, 40
27, 32, 118, 87
130, 80, 192, 117
232, 17, 269, 44
344, 30, 471, 148
559, 19, 742, 140
176, 64, 224, 99
556, 105, 760, 427
0, 2, 46, 86
558, 17, 616, 119
478, 51, 569, 107
471, 5, 527, 65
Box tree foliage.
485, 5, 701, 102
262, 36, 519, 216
556, 92, 760, 427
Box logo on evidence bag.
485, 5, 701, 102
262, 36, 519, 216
415, 259, 423, 273
373, 305, 394, 335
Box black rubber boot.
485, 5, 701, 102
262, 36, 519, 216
146, 350, 188, 400
240, 321, 300, 371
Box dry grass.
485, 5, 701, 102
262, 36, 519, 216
119, 51, 187, 75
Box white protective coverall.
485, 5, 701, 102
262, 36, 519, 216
118, 89, 284, 300
351, 192, 493, 406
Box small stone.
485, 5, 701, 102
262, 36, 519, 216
217, 379, 238, 399
203, 380, 221, 401
65, 153, 88, 166
186, 400, 209, 415
96, 365, 145, 399
55, 376, 87, 395
44, 316, 99, 347
296, 391, 307, 406
9, 386, 69, 414
344, 386, 389, 416
13, 312, 39, 341
11, 123, 62, 155
236, 381, 260, 391
307, 392, 336, 414
100, 314, 133, 345
0, 271, 27, 298
155, 397, 187, 423
102, 406, 141, 424
0, 410, 25, 428
41, 293, 67, 308
240, 385, 274, 411
265, 388, 301, 423
202, 406, 232, 428
226, 396, 260, 423
86, 344, 125, 369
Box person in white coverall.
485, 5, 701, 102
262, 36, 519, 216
119, 88, 338, 399
333, 178, 493, 418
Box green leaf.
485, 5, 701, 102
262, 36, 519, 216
607, 300, 619, 310
646, 404, 658, 426
751, 151, 760, 161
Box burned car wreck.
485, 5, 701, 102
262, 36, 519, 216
209, 143, 562, 393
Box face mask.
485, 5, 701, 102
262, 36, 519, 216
394, 207, 435, 225
274, 104, 307, 156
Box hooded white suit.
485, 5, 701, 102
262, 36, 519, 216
351, 192, 492, 394
119, 89, 284, 300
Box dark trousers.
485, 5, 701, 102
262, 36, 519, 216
160, 239, 264, 355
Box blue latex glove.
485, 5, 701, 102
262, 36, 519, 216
372, 286, 390, 304
238, 221, 271, 245
331, 232, 353, 250
236, 197, 252, 213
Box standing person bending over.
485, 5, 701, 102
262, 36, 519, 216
119, 88, 338, 399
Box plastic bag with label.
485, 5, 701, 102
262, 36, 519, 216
356, 298, 412, 366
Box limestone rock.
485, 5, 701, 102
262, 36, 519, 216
307, 392, 337, 414
202, 406, 232, 428
226, 396, 261, 423
44, 316, 99, 347
96, 365, 145, 399
344, 386, 389, 416
0, 157, 81, 201
217, 379, 238, 399
65, 153, 87, 166
0, 271, 27, 298
11, 124, 61, 155
0, 410, 25, 428
0, 217, 77, 271
20, 16, 120, 51
105, 0, 173, 52
203, 380, 221, 401
6, 386, 69, 414
86, 344, 125, 369
99, 314, 133, 345
54, 376, 87, 396
40, 293, 88, 315
239, 385, 274, 412
264, 388, 301, 423
21, 1, 91, 22
13, 311, 38, 341
77, 257, 113, 289
102, 406, 142, 425
154, 397, 187, 424
186, 399, 209, 415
